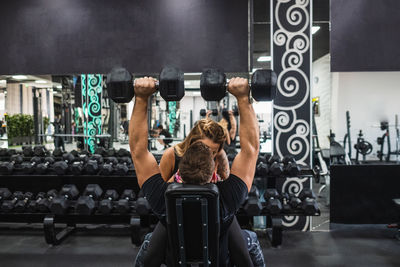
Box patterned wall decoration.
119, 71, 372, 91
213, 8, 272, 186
81, 74, 103, 153
272, 0, 312, 231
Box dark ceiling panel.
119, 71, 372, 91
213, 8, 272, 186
254, 0, 270, 22
313, 24, 330, 61
253, 24, 270, 53
313, 0, 330, 21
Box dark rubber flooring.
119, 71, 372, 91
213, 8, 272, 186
0, 224, 398, 267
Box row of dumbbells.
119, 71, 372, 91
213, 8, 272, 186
241, 187, 319, 216
0, 185, 152, 216
255, 155, 302, 177
0, 152, 134, 176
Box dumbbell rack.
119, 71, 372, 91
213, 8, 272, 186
0, 174, 157, 246
251, 167, 319, 247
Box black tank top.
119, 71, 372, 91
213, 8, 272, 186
172, 147, 181, 174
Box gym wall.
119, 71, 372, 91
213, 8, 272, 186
312, 54, 331, 150
331, 71, 400, 159
331, 0, 400, 72
0, 0, 249, 75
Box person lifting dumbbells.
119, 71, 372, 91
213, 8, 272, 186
131, 75, 268, 267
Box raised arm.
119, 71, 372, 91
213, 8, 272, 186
228, 111, 237, 141
228, 78, 259, 191
129, 77, 160, 187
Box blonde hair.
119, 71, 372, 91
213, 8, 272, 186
175, 119, 226, 157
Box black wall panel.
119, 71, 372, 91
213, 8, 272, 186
0, 0, 249, 75
331, 0, 400, 71
331, 165, 400, 224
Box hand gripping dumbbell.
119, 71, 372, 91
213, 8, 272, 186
85, 154, 104, 175
0, 154, 24, 174
136, 190, 152, 215
37, 189, 58, 212
36, 157, 56, 174
99, 190, 119, 214
106, 66, 185, 103
49, 184, 80, 215
27, 192, 47, 213
115, 157, 132, 175
243, 186, 263, 216
282, 155, 301, 177
298, 188, 319, 215
268, 155, 283, 177
75, 184, 103, 215
53, 153, 75, 175
200, 109, 218, 117
116, 189, 136, 214
0, 188, 12, 204
264, 189, 283, 215
1, 191, 24, 212
100, 157, 118, 175
71, 154, 89, 175
200, 68, 277, 102
21, 156, 42, 174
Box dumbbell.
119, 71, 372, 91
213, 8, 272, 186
222, 107, 239, 118
49, 184, 79, 215
0, 188, 12, 203
200, 68, 277, 102
298, 188, 319, 215
243, 186, 263, 216
52, 147, 63, 157
14, 192, 35, 212
0, 148, 8, 157
20, 156, 42, 174
99, 190, 119, 214
37, 189, 58, 212
282, 155, 301, 177
268, 155, 283, 177
95, 147, 107, 157
71, 154, 89, 175
107, 148, 117, 157
106, 66, 185, 103
33, 145, 47, 157
27, 192, 47, 212
264, 189, 283, 215
116, 189, 136, 214
289, 194, 302, 210
22, 146, 33, 157
200, 109, 218, 117
1, 191, 25, 212
53, 153, 75, 175
136, 190, 152, 215
85, 154, 104, 175
36, 157, 56, 174
115, 157, 132, 175
100, 157, 118, 175
255, 156, 269, 177
0, 154, 24, 174
280, 192, 291, 213
75, 184, 103, 215
117, 148, 131, 158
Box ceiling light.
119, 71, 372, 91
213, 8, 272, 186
35, 80, 47, 84
257, 56, 271, 62
12, 75, 28, 80
312, 26, 320, 35
0, 80, 6, 84
56, 85, 62, 89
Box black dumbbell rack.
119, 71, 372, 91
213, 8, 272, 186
0, 174, 158, 246
251, 167, 319, 247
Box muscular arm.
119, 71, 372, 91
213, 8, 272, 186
129, 79, 160, 188
216, 149, 230, 179
229, 79, 259, 191
159, 147, 175, 181
229, 113, 237, 141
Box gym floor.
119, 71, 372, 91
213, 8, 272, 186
0, 223, 398, 267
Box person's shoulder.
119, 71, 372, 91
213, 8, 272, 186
218, 174, 247, 188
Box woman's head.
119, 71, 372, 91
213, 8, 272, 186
175, 119, 226, 157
